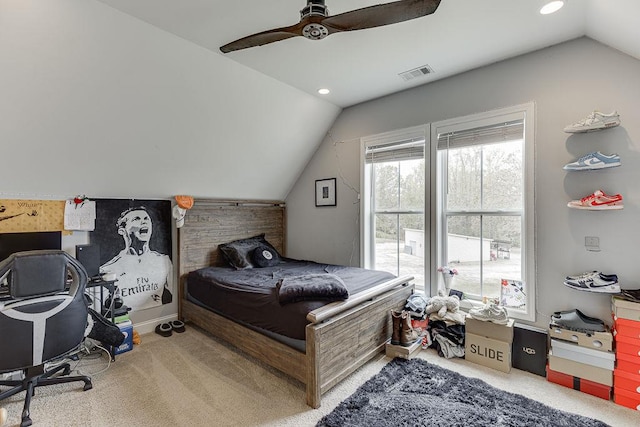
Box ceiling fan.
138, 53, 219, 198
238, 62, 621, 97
220, 0, 442, 53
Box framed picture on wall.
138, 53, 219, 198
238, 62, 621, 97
315, 178, 337, 207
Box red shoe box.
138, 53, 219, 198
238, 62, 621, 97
614, 387, 640, 411
616, 352, 640, 376
615, 334, 640, 358
546, 365, 612, 400
613, 369, 640, 394
613, 318, 640, 340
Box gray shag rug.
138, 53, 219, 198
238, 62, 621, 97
318, 358, 610, 427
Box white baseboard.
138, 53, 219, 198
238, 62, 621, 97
132, 314, 178, 335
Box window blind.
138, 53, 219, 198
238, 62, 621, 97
436, 119, 524, 150
365, 138, 425, 163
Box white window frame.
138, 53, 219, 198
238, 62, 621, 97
360, 125, 430, 291
430, 102, 536, 321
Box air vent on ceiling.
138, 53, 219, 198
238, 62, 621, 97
398, 64, 434, 82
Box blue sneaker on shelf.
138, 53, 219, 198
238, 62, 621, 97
563, 152, 621, 171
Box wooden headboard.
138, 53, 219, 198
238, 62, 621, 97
177, 199, 285, 314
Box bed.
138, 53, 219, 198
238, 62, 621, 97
177, 199, 414, 408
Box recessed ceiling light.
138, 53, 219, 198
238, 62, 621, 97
540, 1, 564, 15
318, 88, 330, 95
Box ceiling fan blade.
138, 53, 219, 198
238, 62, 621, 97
220, 24, 303, 53
322, 0, 441, 32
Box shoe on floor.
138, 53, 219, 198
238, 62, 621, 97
170, 320, 186, 333
563, 152, 621, 171
469, 302, 509, 325
1, 407, 7, 427
564, 110, 620, 133
567, 190, 623, 210
155, 322, 172, 337
551, 309, 606, 333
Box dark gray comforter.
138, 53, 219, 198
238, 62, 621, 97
186, 259, 395, 341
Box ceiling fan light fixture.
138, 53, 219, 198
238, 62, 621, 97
318, 88, 330, 95
540, 1, 565, 15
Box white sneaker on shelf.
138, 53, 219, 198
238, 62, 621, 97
469, 302, 509, 325
564, 111, 620, 133
563, 275, 621, 294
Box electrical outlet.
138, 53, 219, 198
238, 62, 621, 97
585, 236, 600, 251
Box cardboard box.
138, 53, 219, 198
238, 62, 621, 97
550, 339, 615, 370
547, 365, 612, 400
612, 297, 640, 322
548, 354, 613, 386
613, 369, 640, 394
616, 351, 640, 375
614, 387, 640, 411
465, 332, 511, 373
614, 334, 640, 358
613, 317, 640, 340
114, 321, 133, 355
512, 323, 547, 377
548, 325, 613, 352
385, 338, 421, 359
465, 316, 514, 342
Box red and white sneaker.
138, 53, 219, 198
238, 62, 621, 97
567, 190, 623, 210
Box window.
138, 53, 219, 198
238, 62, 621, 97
431, 103, 535, 320
361, 126, 428, 290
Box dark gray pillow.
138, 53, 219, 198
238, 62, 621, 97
276, 274, 349, 305
218, 234, 280, 269
252, 244, 280, 268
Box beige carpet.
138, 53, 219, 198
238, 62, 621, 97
1, 326, 638, 426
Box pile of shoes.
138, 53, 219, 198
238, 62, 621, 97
550, 309, 606, 334
563, 271, 620, 294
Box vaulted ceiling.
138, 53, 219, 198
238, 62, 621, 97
97, 0, 640, 108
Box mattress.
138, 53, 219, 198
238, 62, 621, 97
186, 259, 396, 342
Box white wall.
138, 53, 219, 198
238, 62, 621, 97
0, 0, 340, 329
286, 37, 640, 329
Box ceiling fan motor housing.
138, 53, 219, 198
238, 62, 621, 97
300, 1, 329, 19
301, 0, 330, 40
302, 23, 329, 40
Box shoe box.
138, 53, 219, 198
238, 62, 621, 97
614, 387, 640, 411
114, 320, 133, 355
465, 316, 514, 341
548, 354, 613, 386
547, 322, 614, 396
512, 323, 548, 377
612, 297, 640, 322
547, 324, 613, 352
546, 365, 612, 400
611, 297, 640, 410
613, 367, 640, 411
551, 339, 615, 370
616, 352, 640, 375
464, 317, 514, 373
385, 338, 422, 360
